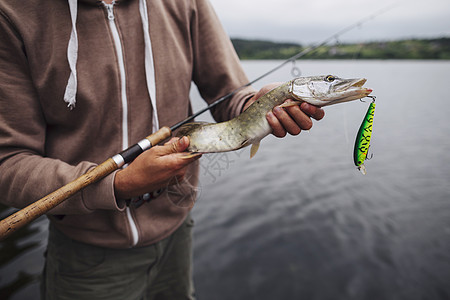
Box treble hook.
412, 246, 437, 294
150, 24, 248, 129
360, 95, 376, 103
365, 145, 374, 161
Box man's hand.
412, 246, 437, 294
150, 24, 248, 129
243, 83, 325, 137
114, 136, 201, 200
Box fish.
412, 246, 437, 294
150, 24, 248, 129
177, 75, 373, 158
354, 98, 376, 175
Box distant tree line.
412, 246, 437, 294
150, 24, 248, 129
231, 37, 450, 60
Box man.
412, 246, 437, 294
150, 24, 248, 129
0, 0, 324, 299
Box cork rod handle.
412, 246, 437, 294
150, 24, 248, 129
0, 127, 172, 240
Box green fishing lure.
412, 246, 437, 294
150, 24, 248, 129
354, 97, 376, 174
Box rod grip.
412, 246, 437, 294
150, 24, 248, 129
0, 158, 119, 240
145, 126, 172, 145
0, 127, 173, 240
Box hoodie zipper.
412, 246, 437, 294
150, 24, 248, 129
103, 2, 139, 247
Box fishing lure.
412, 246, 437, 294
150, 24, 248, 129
354, 97, 376, 175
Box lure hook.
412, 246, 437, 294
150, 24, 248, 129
360, 95, 376, 103
365, 145, 374, 161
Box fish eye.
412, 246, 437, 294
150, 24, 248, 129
325, 75, 336, 82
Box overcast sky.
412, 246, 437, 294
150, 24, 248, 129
209, 0, 450, 44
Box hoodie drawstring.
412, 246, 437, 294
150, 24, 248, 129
138, 0, 159, 132
64, 0, 78, 110
64, 0, 159, 132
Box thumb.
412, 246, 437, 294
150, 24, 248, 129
163, 136, 190, 154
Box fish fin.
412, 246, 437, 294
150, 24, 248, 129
250, 142, 260, 158
176, 122, 211, 137
278, 100, 302, 108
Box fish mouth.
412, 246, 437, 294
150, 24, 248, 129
342, 78, 372, 95
323, 77, 372, 106
341, 78, 367, 89
350, 78, 367, 88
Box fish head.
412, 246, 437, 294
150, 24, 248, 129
290, 75, 372, 107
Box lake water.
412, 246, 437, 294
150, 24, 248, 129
1, 60, 450, 299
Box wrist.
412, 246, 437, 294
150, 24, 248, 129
114, 169, 132, 201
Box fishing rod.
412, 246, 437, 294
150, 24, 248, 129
172, 3, 397, 129
0, 3, 395, 240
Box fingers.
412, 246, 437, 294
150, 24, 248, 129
267, 104, 310, 137
180, 152, 203, 160
164, 136, 189, 153
281, 105, 312, 131
266, 100, 325, 138
159, 136, 202, 165
266, 110, 287, 137
300, 102, 325, 121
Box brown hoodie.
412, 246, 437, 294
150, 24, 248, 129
0, 0, 254, 248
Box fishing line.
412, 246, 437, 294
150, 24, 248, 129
172, 3, 397, 132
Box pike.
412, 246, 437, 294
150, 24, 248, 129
0, 75, 371, 240
177, 75, 373, 158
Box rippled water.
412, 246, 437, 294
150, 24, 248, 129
1, 60, 449, 299
191, 60, 450, 300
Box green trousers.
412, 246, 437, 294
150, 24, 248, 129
40, 216, 196, 300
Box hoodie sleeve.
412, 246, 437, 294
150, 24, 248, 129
0, 11, 124, 215
191, 0, 256, 122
